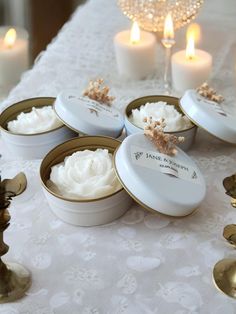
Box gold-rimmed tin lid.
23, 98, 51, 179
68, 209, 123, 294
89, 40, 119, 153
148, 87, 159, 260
180, 90, 236, 144
54, 90, 124, 138
114, 133, 206, 217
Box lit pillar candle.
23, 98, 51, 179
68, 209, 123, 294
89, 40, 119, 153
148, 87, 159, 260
114, 22, 156, 80
0, 27, 29, 88
171, 24, 212, 93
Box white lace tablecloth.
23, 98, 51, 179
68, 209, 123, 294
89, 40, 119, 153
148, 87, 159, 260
1, 0, 236, 313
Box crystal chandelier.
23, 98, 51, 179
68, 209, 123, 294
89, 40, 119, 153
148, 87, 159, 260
117, 0, 204, 32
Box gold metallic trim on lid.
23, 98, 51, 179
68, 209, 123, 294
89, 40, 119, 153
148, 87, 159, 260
40, 135, 124, 203
0, 97, 65, 136
125, 95, 196, 134
113, 146, 198, 218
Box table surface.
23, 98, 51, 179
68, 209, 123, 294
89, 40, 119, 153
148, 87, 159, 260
1, 0, 236, 313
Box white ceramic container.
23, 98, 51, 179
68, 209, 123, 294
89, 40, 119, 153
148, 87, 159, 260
40, 136, 133, 226
124, 95, 197, 151
0, 97, 76, 159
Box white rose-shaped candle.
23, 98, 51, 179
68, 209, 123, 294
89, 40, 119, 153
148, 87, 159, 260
114, 22, 156, 79
7, 106, 63, 134
48, 149, 122, 200
129, 101, 192, 131
171, 24, 212, 93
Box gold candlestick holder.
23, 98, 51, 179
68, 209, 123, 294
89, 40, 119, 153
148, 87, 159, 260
0, 172, 31, 303
213, 174, 236, 299
223, 174, 236, 208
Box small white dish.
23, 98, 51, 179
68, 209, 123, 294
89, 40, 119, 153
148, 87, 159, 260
0, 97, 76, 159
125, 95, 197, 151
40, 136, 133, 226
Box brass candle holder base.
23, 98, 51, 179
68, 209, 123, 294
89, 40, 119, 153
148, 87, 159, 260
212, 174, 236, 299
213, 258, 236, 299
0, 172, 31, 303
223, 224, 236, 247
0, 262, 31, 303
231, 198, 236, 208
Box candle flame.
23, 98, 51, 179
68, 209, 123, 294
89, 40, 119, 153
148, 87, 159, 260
186, 23, 201, 43
186, 23, 201, 60
130, 21, 140, 44
4, 28, 17, 48
186, 35, 195, 59
163, 13, 174, 40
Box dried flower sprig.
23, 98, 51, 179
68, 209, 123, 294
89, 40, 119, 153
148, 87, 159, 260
144, 117, 184, 156
196, 82, 224, 103
83, 78, 115, 106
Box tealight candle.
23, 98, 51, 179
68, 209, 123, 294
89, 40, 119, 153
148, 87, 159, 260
0, 27, 29, 88
171, 24, 212, 93
114, 22, 156, 79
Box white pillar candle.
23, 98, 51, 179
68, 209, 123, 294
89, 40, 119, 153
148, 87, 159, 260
114, 22, 156, 80
171, 25, 212, 93
0, 27, 29, 88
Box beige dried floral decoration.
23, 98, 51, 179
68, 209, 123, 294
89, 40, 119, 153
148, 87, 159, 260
196, 82, 224, 103
83, 78, 115, 106
144, 117, 184, 156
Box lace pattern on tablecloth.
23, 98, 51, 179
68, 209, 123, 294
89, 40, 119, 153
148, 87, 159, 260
1, 0, 236, 313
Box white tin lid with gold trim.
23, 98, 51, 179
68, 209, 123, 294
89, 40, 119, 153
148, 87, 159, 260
54, 90, 124, 138
114, 133, 206, 217
180, 90, 236, 144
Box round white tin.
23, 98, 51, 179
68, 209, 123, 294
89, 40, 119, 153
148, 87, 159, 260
54, 90, 124, 138
114, 133, 206, 217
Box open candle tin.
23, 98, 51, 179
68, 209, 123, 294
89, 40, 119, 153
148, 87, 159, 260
40, 136, 133, 226
41, 133, 206, 225
125, 95, 197, 151
0, 97, 76, 159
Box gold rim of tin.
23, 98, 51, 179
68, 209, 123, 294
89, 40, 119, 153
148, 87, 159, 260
40, 135, 124, 203
0, 97, 65, 136
113, 146, 198, 219
179, 100, 234, 145
53, 103, 123, 139
125, 95, 196, 134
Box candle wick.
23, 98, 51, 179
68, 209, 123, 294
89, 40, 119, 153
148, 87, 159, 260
4, 43, 13, 49
130, 40, 138, 45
